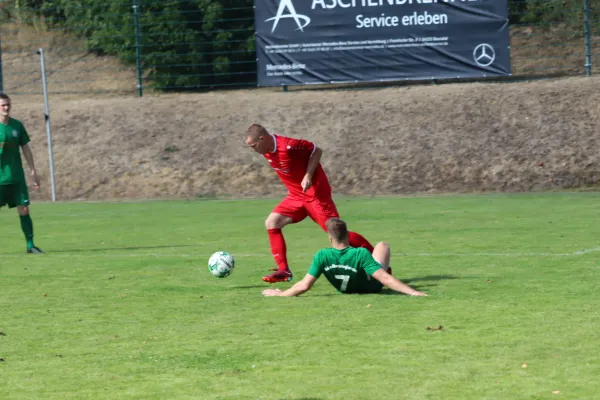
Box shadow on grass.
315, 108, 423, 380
243, 275, 461, 296
232, 285, 271, 289
279, 398, 323, 400
378, 288, 427, 296
377, 274, 461, 295
400, 274, 460, 284
49, 244, 197, 253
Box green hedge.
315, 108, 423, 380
35, 0, 256, 90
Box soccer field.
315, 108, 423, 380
1, 193, 600, 399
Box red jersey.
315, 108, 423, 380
264, 134, 332, 200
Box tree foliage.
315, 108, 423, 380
33, 0, 255, 90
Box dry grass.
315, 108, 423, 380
1, 21, 137, 95
7, 74, 600, 201
2, 18, 600, 201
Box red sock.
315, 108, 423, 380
267, 228, 289, 271
348, 231, 374, 253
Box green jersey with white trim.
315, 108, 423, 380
307, 247, 383, 293
0, 118, 30, 185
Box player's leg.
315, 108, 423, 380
262, 197, 307, 283
265, 212, 293, 272
347, 242, 393, 294
0, 185, 8, 210
372, 242, 391, 274
17, 205, 40, 253
307, 197, 374, 252
352, 242, 391, 294
13, 182, 42, 253
306, 197, 339, 233
347, 231, 374, 253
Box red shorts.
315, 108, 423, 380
273, 195, 340, 231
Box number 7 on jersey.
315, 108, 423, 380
334, 274, 350, 292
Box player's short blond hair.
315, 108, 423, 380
326, 218, 349, 243
246, 124, 268, 140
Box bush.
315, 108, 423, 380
35, 0, 255, 90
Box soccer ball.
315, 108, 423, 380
208, 251, 235, 278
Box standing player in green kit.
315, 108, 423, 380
0, 93, 43, 253
262, 218, 427, 297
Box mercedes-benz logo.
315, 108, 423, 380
265, 0, 311, 33
473, 43, 496, 67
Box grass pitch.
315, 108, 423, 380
1, 193, 600, 399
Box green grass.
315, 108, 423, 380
1, 193, 600, 400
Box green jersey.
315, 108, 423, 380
308, 247, 383, 293
0, 118, 30, 185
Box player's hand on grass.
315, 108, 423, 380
31, 169, 40, 190
262, 288, 282, 297
410, 290, 428, 297
301, 174, 312, 192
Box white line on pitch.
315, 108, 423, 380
571, 246, 600, 255
3, 247, 600, 258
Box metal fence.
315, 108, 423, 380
0, 0, 598, 97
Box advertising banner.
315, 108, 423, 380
255, 0, 511, 86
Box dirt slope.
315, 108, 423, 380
10, 75, 600, 201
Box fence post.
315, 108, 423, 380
583, 0, 592, 76
0, 31, 4, 93
37, 48, 57, 202
132, 0, 143, 96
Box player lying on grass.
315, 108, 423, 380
245, 124, 374, 284
262, 218, 427, 297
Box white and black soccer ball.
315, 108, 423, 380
208, 251, 235, 278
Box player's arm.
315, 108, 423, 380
262, 274, 318, 297
301, 146, 322, 192
21, 143, 40, 189
305, 146, 322, 178
371, 269, 428, 296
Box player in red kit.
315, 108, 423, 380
245, 124, 374, 283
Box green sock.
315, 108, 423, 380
19, 214, 35, 250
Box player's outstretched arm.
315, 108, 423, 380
371, 269, 428, 296
262, 274, 318, 297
